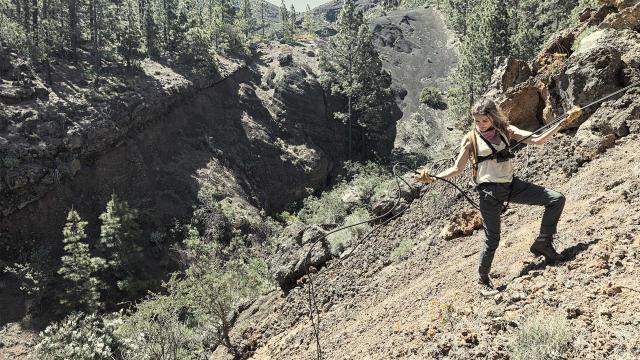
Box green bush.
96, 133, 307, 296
419, 86, 444, 108
118, 228, 271, 358
116, 291, 205, 360
35, 313, 122, 360
508, 311, 571, 360
327, 207, 371, 256
391, 239, 413, 262
297, 162, 394, 226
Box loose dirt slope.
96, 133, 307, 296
215, 132, 639, 360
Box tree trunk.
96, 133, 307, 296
69, 0, 79, 61
32, 0, 38, 51
91, 0, 100, 88
348, 95, 352, 160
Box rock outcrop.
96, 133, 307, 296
269, 222, 332, 292
0, 41, 350, 262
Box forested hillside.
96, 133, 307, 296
1, 0, 639, 359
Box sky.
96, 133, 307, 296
264, 0, 331, 11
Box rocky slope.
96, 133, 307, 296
209, 2, 640, 359
369, 6, 459, 157
0, 40, 363, 265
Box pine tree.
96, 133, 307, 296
442, 0, 471, 36
238, 0, 255, 39
279, 0, 291, 42
116, 0, 143, 68
290, 4, 295, 37
319, 0, 391, 158
352, 23, 392, 150
302, 4, 314, 36
446, 0, 512, 123
58, 209, 105, 313
99, 193, 141, 277
68, 0, 80, 60
319, 0, 361, 159
144, 0, 160, 57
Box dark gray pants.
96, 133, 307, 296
477, 177, 566, 275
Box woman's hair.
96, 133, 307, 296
472, 98, 510, 136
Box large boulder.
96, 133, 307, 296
575, 91, 640, 162
495, 81, 545, 130
489, 57, 532, 92
372, 23, 417, 54
532, 29, 575, 74
599, 2, 640, 30
269, 222, 332, 292
554, 46, 624, 129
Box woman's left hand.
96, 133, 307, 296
562, 106, 583, 128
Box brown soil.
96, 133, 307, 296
212, 133, 640, 359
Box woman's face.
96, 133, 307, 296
473, 113, 493, 132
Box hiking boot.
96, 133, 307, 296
530, 235, 560, 262
478, 274, 499, 297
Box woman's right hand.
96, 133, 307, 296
414, 168, 435, 184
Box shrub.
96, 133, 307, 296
508, 311, 571, 360
116, 291, 205, 360
297, 162, 394, 226
419, 86, 445, 108
327, 207, 371, 256
391, 239, 413, 262
35, 313, 122, 360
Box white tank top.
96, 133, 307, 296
475, 131, 513, 184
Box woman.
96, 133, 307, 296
415, 98, 582, 296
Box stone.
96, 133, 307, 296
0, 84, 36, 104
439, 209, 482, 241
600, 2, 640, 30
490, 57, 532, 93
277, 53, 293, 67
269, 222, 332, 291
556, 46, 623, 128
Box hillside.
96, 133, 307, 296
209, 1, 640, 359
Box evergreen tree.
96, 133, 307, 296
237, 0, 255, 39
279, 0, 292, 42
259, 0, 265, 37
116, 0, 143, 68
319, 0, 392, 158
144, 0, 160, 57
319, 0, 361, 159
98, 193, 142, 283
352, 23, 392, 149
442, 0, 471, 36
446, 0, 511, 123
68, 0, 80, 60
302, 4, 314, 36
290, 4, 295, 37
58, 209, 105, 313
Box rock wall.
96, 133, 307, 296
0, 42, 351, 262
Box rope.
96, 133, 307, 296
297, 80, 640, 359
511, 80, 640, 151
301, 162, 417, 359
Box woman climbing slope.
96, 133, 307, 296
415, 98, 583, 296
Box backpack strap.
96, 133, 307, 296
467, 131, 478, 182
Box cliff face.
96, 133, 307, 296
369, 6, 459, 157
0, 41, 353, 263
209, 3, 640, 359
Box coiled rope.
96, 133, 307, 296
298, 80, 639, 360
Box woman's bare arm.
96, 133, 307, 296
434, 136, 471, 180
509, 123, 562, 145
